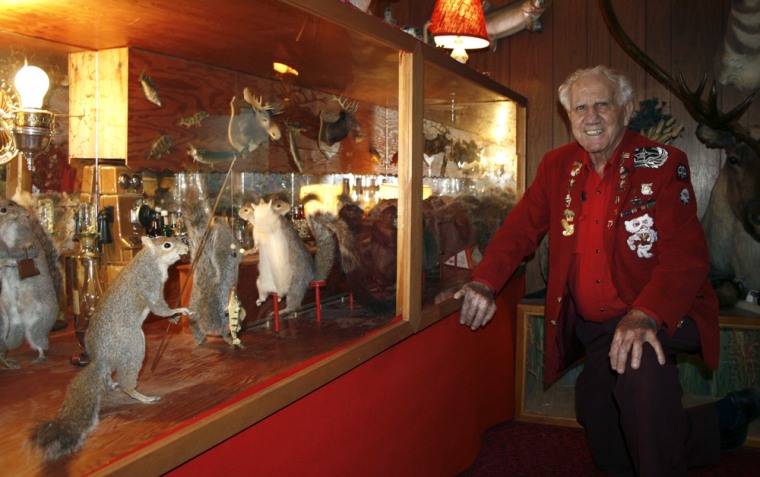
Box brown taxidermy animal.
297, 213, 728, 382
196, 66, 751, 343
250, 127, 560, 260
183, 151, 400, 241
701, 126, 760, 306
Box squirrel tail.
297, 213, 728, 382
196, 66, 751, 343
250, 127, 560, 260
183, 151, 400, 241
30, 211, 64, 299
31, 362, 105, 460
180, 189, 211, 246
307, 211, 337, 281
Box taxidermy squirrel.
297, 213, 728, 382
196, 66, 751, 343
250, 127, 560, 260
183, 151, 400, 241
31, 236, 191, 461
238, 198, 335, 315
182, 192, 243, 345
0, 199, 63, 368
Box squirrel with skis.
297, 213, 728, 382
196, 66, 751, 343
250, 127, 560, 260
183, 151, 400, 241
31, 236, 190, 460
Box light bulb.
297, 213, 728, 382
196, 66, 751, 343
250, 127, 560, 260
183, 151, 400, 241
273, 62, 299, 76
14, 64, 50, 109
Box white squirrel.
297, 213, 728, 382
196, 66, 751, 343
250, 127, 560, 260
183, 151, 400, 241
31, 236, 191, 460
0, 199, 63, 368
238, 199, 335, 315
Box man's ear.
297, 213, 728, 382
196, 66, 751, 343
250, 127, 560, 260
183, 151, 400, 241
623, 101, 635, 127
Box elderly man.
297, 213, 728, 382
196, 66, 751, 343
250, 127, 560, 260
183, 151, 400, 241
454, 65, 760, 476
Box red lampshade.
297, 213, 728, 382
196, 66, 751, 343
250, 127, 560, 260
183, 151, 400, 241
429, 0, 490, 52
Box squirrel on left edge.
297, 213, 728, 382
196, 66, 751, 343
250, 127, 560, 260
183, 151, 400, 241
31, 236, 191, 461
0, 198, 63, 369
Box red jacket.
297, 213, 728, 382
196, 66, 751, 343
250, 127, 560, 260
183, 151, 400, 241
472, 130, 719, 385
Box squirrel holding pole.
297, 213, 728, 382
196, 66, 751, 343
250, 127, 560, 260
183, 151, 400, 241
181, 192, 243, 345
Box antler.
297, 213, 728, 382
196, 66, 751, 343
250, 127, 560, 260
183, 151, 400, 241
242, 87, 285, 115
598, 0, 759, 153
331, 95, 359, 114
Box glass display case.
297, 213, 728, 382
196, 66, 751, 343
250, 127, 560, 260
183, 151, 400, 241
0, 0, 526, 474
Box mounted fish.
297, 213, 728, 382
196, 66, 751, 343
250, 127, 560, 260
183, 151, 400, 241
186, 144, 238, 167
146, 134, 173, 160
227, 88, 284, 153
178, 111, 209, 129
138, 69, 162, 107
484, 0, 548, 43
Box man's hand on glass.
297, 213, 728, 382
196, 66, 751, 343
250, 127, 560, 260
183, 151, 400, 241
453, 281, 497, 331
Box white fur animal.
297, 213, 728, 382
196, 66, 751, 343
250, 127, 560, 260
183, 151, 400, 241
239, 200, 315, 315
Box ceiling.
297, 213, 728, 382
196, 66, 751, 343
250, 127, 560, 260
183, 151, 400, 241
0, 0, 408, 98
0, 0, 524, 125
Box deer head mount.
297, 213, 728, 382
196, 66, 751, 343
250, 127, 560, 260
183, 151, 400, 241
597, 0, 760, 155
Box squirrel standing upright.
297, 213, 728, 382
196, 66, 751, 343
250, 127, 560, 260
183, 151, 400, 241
0, 199, 63, 368
238, 199, 335, 315
31, 236, 191, 461
181, 193, 243, 345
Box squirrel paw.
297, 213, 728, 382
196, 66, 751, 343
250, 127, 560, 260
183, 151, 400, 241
1, 356, 20, 369
126, 388, 161, 404
169, 308, 192, 323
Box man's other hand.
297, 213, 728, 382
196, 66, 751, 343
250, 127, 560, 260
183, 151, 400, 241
453, 281, 497, 331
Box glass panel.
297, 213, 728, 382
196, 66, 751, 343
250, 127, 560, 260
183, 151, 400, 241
421, 61, 524, 307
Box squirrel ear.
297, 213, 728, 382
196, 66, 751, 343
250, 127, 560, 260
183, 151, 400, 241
140, 236, 154, 249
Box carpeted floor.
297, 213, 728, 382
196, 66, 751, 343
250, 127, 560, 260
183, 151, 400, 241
457, 420, 760, 476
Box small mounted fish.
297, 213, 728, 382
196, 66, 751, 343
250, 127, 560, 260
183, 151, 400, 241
138, 69, 162, 107
146, 134, 173, 160
226, 286, 244, 348
186, 143, 237, 166
178, 111, 209, 129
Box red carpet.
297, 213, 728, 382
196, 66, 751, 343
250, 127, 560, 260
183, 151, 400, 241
458, 420, 760, 476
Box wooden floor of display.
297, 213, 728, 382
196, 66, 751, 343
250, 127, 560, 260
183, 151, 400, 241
0, 299, 394, 477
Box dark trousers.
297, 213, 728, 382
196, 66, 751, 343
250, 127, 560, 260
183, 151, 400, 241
574, 316, 721, 476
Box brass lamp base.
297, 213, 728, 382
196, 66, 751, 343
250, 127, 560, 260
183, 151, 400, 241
11, 109, 54, 170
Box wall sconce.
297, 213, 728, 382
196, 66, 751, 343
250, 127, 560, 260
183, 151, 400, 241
428, 0, 490, 64
10, 63, 54, 171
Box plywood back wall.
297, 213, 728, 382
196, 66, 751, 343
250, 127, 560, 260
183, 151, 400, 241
390, 0, 755, 293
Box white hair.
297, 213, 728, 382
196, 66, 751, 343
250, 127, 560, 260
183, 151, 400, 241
558, 65, 635, 111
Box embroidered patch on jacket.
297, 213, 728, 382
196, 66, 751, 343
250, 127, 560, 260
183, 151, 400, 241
676, 163, 688, 181
641, 183, 653, 195
624, 213, 658, 258
679, 187, 691, 205
634, 147, 669, 168
621, 198, 655, 217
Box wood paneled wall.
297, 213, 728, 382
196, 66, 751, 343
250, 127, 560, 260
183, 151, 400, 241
389, 0, 757, 293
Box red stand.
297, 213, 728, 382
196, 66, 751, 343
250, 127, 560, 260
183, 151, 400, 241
309, 280, 327, 322
270, 292, 280, 332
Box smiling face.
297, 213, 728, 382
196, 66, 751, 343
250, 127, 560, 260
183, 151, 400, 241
567, 74, 634, 168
